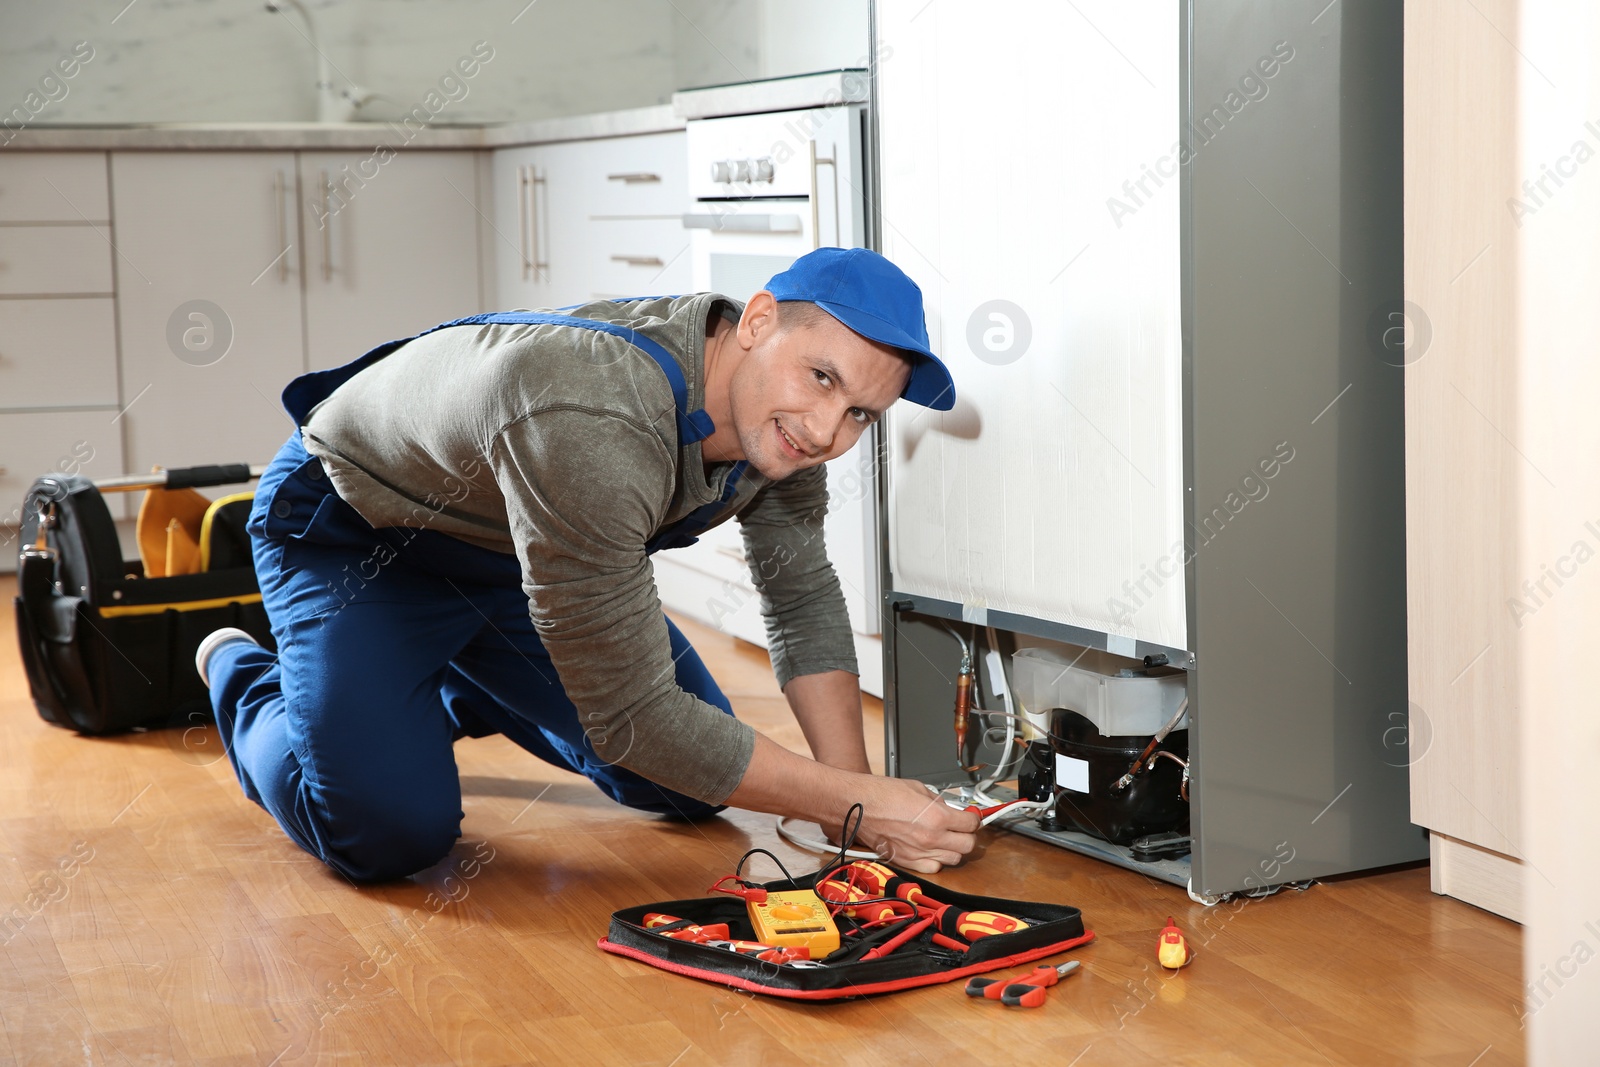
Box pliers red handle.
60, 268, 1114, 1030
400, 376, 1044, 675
964, 960, 1081, 1007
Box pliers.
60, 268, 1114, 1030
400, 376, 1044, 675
964, 960, 1081, 1007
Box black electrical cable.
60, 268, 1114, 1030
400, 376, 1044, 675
732, 846, 797, 887
818, 913, 918, 964
829, 803, 866, 872
736, 802, 867, 889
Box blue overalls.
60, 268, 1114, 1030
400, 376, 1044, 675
207, 311, 749, 882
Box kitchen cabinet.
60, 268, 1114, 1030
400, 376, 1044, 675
0, 298, 118, 409
3, 147, 488, 569
650, 518, 771, 651
493, 131, 690, 310
493, 142, 566, 310
0, 152, 125, 524
0, 227, 113, 295
0, 152, 108, 222
109, 152, 308, 479
298, 151, 484, 371
110, 149, 486, 484
1403, 0, 1524, 922
0, 410, 125, 534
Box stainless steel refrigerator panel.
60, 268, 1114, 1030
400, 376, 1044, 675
1182, 0, 1425, 895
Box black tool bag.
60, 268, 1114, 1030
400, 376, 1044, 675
599, 863, 1094, 1000
13, 465, 274, 736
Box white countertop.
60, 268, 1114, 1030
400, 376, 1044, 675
0, 71, 870, 152
672, 70, 868, 120
1, 103, 685, 151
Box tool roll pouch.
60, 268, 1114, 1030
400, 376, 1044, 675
13, 471, 274, 736
599, 863, 1094, 1000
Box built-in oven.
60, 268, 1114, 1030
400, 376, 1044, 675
681, 104, 865, 294
649, 98, 884, 694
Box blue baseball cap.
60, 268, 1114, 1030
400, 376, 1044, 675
764, 247, 955, 411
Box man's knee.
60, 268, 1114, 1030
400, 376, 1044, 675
321, 796, 461, 882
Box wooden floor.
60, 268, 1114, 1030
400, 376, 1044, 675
0, 577, 1526, 1066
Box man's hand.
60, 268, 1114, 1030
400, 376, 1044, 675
726, 735, 981, 874
832, 775, 980, 874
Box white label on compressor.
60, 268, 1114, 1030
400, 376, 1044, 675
1054, 752, 1090, 793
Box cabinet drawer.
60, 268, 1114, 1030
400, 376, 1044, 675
0, 298, 118, 408
0, 226, 113, 294
0, 409, 127, 525
0, 153, 109, 222
658, 520, 751, 586
585, 219, 694, 299
575, 132, 688, 218
651, 551, 770, 649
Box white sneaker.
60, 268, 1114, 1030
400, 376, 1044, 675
195, 627, 260, 687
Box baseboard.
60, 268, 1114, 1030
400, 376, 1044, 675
1429, 831, 1523, 923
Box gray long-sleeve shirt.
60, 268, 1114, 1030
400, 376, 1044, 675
298, 293, 858, 805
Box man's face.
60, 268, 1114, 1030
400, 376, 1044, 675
728, 295, 913, 481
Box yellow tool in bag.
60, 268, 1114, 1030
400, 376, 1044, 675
136, 483, 258, 579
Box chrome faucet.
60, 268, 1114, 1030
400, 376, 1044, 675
264, 0, 373, 122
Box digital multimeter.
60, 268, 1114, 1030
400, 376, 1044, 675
746, 889, 840, 956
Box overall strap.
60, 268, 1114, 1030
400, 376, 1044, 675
426, 311, 716, 445
281, 306, 715, 445
642, 460, 750, 555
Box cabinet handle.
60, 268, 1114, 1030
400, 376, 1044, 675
606, 172, 661, 184
319, 168, 333, 282
681, 212, 802, 233
274, 169, 290, 283
808, 139, 839, 250
517, 165, 532, 280
529, 167, 548, 282
610, 254, 665, 267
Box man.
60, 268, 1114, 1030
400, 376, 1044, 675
198, 247, 980, 881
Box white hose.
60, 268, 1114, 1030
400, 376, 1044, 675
775, 817, 881, 861
940, 622, 973, 661
976, 626, 1019, 797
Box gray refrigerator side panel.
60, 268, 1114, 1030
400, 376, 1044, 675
1184, 0, 1426, 895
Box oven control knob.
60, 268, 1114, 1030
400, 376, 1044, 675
751, 157, 775, 182
710, 160, 733, 183
730, 159, 752, 182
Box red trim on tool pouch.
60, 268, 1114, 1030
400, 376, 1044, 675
596, 930, 1096, 1000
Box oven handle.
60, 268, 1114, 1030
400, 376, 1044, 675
681, 212, 803, 233
809, 139, 839, 249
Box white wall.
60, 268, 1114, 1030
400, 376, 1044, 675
1517, 4, 1600, 1061
0, 0, 867, 126
671, 0, 871, 90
